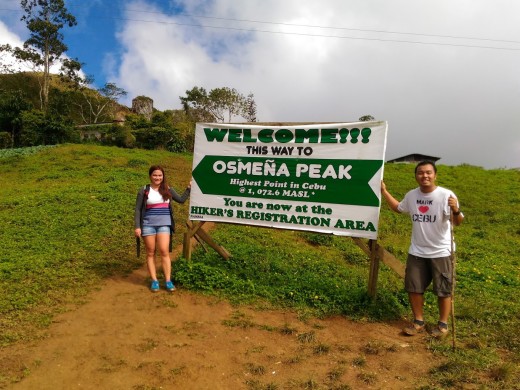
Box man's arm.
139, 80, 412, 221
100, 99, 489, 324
381, 181, 400, 213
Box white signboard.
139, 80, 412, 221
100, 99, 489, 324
189, 122, 387, 239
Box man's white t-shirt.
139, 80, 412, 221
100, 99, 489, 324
397, 186, 458, 258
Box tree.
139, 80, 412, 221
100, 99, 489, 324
243, 93, 257, 122
0, 89, 33, 147
180, 86, 257, 123
76, 82, 127, 124
179, 86, 215, 122
19, 108, 75, 146
5, 0, 79, 112
209, 87, 242, 122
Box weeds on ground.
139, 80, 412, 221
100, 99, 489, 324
222, 310, 256, 329
326, 366, 346, 382
297, 331, 316, 344
245, 362, 266, 376
357, 371, 378, 385
312, 343, 331, 355
352, 356, 366, 367
279, 323, 298, 335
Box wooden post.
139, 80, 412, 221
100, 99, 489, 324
183, 231, 193, 260
351, 237, 405, 298
367, 239, 380, 297
183, 220, 231, 260
351, 237, 405, 279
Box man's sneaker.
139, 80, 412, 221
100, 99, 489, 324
431, 322, 449, 339
403, 319, 426, 336
165, 280, 175, 292
150, 280, 160, 292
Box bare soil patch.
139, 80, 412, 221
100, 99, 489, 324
1, 250, 442, 390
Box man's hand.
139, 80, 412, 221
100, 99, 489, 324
448, 196, 459, 213
380, 180, 400, 212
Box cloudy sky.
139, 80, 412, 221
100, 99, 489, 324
1, 0, 519, 169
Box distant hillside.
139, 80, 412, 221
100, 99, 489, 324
0, 72, 130, 125
0, 72, 49, 109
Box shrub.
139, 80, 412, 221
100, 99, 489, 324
0, 132, 12, 148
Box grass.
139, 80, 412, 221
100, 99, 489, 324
1, 144, 519, 388
0, 144, 192, 345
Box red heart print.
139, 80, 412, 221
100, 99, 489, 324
418, 206, 429, 213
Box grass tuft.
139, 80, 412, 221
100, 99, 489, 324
245, 363, 266, 376
357, 371, 377, 385
297, 331, 316, 344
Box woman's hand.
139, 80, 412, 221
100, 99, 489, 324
135, 228, 141, 238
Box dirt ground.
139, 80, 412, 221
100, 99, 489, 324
0, 247, 444, 390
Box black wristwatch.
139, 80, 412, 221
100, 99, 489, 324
453, 210, 461, 216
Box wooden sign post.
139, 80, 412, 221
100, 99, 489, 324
183, 220, 231, 261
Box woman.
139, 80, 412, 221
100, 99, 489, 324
134, 165, 191, 292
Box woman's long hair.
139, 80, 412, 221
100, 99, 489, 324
148, 165, 172, 201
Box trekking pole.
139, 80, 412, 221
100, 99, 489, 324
450, 210, 457, 350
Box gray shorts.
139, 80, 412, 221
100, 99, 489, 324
405, 254, 453, 297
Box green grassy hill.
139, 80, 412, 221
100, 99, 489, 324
0, 72, 130, 125
0, 145, 519, 387
0, 72, 77, 110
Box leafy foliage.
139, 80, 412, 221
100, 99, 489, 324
180, 86, 257, 123
0, 88, 32, 147
18, 108, 77, 146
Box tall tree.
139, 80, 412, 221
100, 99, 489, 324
180, 86, 257, 123
243, 93, 257, 123
209, 87, 242, 122
10, 0, 78, 112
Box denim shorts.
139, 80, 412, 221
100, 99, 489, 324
142, 225, 171, 237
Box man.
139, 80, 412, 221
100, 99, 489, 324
381, 161, 464, 338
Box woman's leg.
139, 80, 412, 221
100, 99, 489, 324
143, 235, 158, 280
156, 233, 171, 281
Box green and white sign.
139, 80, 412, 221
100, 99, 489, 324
190, 122, 387, 239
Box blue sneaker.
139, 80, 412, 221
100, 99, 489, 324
150, 280, 160, 292
165, 280, 175, 292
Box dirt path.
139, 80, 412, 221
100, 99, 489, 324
1, 251, 441, 390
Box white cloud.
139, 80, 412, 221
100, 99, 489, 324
0, 20, 22, 45
112, 0, 520, 168
0, 19, 85, 77
2, 0, 519, 168
0, 20, 27, 72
